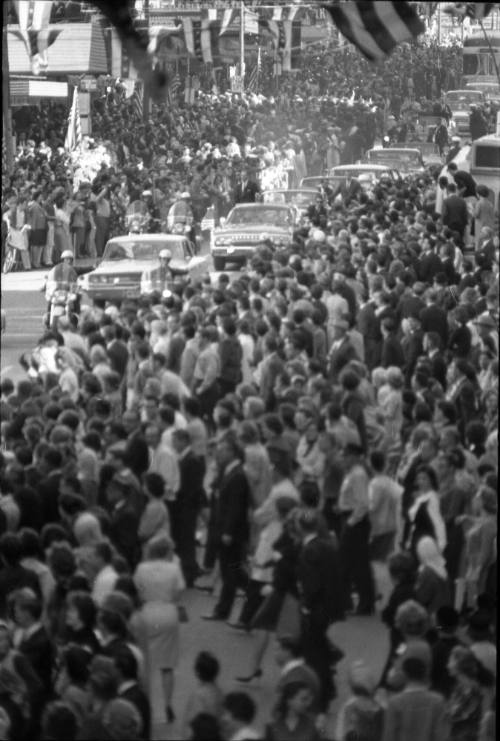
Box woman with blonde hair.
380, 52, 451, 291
131, 534, 185, 726
73, 512, 108, 584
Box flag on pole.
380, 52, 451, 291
131, 80, 144, 120
443, 3, 496, 20
14, 0, 59, 74
323, 1, 425, 62
64, 87, 82, 153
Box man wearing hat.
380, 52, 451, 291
327, 316, 358, 382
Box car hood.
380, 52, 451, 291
215, 224, 290, 235
91, 258, 155, 275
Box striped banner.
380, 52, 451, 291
14, 0, 55, 74
64, 86, 82, 153
324, 1, 425, 62
131, 80, 143, 120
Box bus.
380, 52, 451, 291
462, 30, 500, 86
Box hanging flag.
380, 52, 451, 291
220, 9, 237, 35
131, 80, 143, 120
443, 3, 496, 20
92, 0, 167, 100
182, 18, 217, 63
64, 87, 82, 153
13, 1, 59, 74
323, 1, 425, 62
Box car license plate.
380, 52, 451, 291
227, 247, 235, 254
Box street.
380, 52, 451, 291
0, 268, 389, 739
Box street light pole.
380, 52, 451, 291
143, 0, 150, 122
3, 1, 15, 175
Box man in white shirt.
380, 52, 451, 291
91, 541, 118, 607
145, 422, 180, 503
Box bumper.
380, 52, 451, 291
211, 245, 262, 260
84, 284, 141, 302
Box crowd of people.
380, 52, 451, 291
1, 33, 499, 741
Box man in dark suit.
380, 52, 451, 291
106, 474, 141, 569
37, 446, 64, 525
401, 315, 424, 385
172, 428, 206, 587
234, 168, 261, 204
13, 589, 54, 733
357, 296, 382, 370
396, 275, 426, 323
203, 432, 251, 621
380, 316, 405, 368
334, 174, 362, 206
114, 645, 151, 741
104, 323, 129, 379
446, 358, 478, 443
423, 332, 448, 390
0, 533, 41, 618
419, 289, 449, 347
442, 182, 468, 240
296, 510, 344, 711
416, 238, 443, 284
327, 317, 359, 382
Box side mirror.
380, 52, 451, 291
219, 217, 226, 226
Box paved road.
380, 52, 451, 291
1, 267, 389, 738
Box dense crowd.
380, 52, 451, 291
1, 35, 499, 741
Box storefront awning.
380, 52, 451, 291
10, 79, 69, 106
8, 21, 108, 75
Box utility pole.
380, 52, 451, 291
143, 0, 150, 122
240, 1, 245, 88
3, 1, 14, 175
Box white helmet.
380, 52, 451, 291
61, 250, 74, 260
159, 249, 172, 260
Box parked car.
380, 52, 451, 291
445, 89, 486, 137
211, 203, 296, 271
364, 147, 427, 175
261, 188, 318, 215
78, 234, 208, 303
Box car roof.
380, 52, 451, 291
107, 234, 185, 243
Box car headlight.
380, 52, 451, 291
214, 237, 229, 246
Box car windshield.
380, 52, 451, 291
367, 150, 420, 169
446, 91, 482, 109
332, 168, 381, 179
226, 206, 292, 227
263, 191, 315, 208
103, 240, 191, 261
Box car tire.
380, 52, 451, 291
213, 256, 226, 271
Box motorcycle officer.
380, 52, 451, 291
45, 250, 80, 326
155, 248, 173, 295
167, 191, 195, 244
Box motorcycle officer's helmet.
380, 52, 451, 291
159, 249, 172, 260
61, 250, 74, 260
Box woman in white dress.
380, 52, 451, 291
131, 534, 185, 726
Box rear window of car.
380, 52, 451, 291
474, 145, 500, 169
